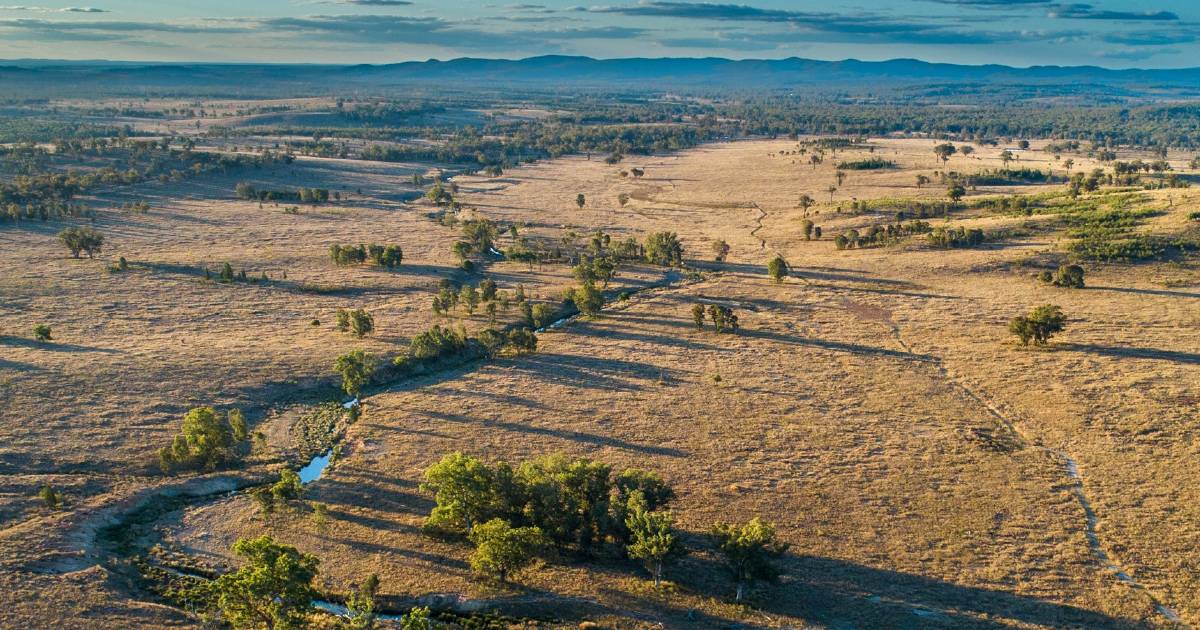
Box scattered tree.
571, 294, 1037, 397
767, 255, 788, 283
58, 226, 104, 258
333, 349, 377, 398
626, 509, 684, 589
1009, 304, 1067, 346
710, 518, 789, 602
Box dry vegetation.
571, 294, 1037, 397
1, 130, 1198, 628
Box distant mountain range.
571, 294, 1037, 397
4, 55, 1200, 99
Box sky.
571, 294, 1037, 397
0, 0, 1197, 68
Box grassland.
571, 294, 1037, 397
1, 130, 1197, 628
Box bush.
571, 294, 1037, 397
158, 407, 249, 473
33, 324, 52, 341
1009, 304, 1066, 346
569, 282, 604, 317
336, 308, 375, 337
58, 226, 103, 258
507, 327, 538, 354
39, 485, 63, 510
1041, 264, 1085, 288
531, 303, 556, 328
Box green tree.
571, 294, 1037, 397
342, 573, 379, 630
333, 350, 377, 398
159, 406, 247, 472
39, 485, 63, 510
58, 226, 104, 259
691, 304, 706, 330
575, 193, 586, 209
767, 255, 788, 283
933, 143, 956, 166
516, 454, 612, 550
801, 220, 814, 241
1051, 264, 1085, 288
506, 327, 538, 354
626, 509, 684, 588
798, 194, 815, 215
947, 184, 966, 203
710, 518, 789, 602
570, 282, 604, 317
531, 303, 556, 329
1008, 304, 1066, 347
211, 535, 319, 630
33, 324, 52, 341
468, 518, 545, 583
644, 231, 684, 266
336, 308, 374, 338
421, 452, 500, 535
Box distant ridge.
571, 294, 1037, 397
3, 55, 1199, 97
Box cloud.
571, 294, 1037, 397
0, 5, 107, 11
920, 0, 1050, 5
1097, 47, 1180, 61
1102, 30, 1197, 46
0, 17, 250, 42
338, 0, 413, 5
1048, 3, 1178, 21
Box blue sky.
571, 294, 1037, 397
0, 1, 1196, 68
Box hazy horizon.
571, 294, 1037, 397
1, 0, 1197, 70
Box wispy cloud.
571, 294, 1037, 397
1048, 3, 1178, 21
0, 5, 107, 12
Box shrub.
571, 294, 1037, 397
33, 324, 52, 341
711, 240, 730, 262
158, 407, 249, 473
531, 303, 556, 329
1046, 264, 1085, 288
507, 327, 538, 354
692, 304, 706, 330
58, 226, 104, 258
469, 518, 545, 583
336, 308, 374, 337
39, 485, 63, 510
1008, 304, 1066, 346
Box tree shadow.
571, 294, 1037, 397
0, 335, 120, 354
1065, 342, 1200, 365
1088, 285, 1200, 299
735, 327, 936, 362
423, 409, 688, 458
665, 552, 1140, 629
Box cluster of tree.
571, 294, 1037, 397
1008, 304, 1067, 346
235, 182, 332, 203
204, 262, 260, 284
432, 278, 512, 320
836, 158, 896, 170
834, 221, 932, 250
926, 226, 987, 248
1, 146, 287, 227
329, 243, 403, 268
336, 308, 375, 338
57, 226, 103, 258
422, 452, 786, 599
392, 323, 537, 375
566, 282, 604, 317
692, 303, 740, 333
158, 407, 249, 473
963, 168, 1059, 186
1039, 264, 1085, 288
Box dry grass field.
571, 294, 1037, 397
1, 136, 1198, 628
